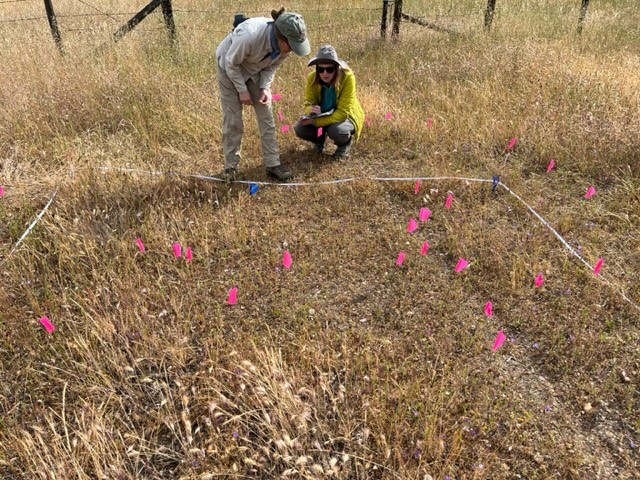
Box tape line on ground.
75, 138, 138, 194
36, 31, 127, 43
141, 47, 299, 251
2, 166, 637, 312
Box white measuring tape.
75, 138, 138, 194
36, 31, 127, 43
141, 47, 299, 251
2, 166, 638, 312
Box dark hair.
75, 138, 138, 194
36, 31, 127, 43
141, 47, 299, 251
270, 7, 285, 20
271, 7, 288, 42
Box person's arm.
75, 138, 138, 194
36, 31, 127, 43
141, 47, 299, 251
313, 72, 356, 127
223, 32, 252, 94
302, 72, 319, 116
259, 54, 288, 92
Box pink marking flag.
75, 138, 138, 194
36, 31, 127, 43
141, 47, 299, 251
185, 247, 193, 262
227, 287, 238, 305
407, 218, 418, 233
414, 180, 421, 195
584, 185, 596, 199
135, 237, 145, 253
282, 250, 292, 269
278, 111, 284, 122
420, 241, 429, 256
0, 185, 4, 197
492, 330, 506, 351
384, 112, 393, 120
317, 127, 323, 137
271, 93, 282, 101
546, 159, 555, 173
365, 116, 370, 127
426, 118, 433, 129
39, 316, 55, 334
419, 208, 431, 222
484, 301, 493, 317
445, 193, 453, 209
534, 273, 544, 287
172, 242, 182, 258
396, 252, 405, 266
280, 124, 290, 133
506, 137, 518, 151
454, 257, 469, 272
593, 258, 604, 276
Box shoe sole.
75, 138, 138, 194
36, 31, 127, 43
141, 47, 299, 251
266, 172, 293, 181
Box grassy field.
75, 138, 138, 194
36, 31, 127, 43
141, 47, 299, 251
1, 0, 639, 478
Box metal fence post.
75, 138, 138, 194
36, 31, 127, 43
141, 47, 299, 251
161, 0, 177, 47
391, 0, 403, 40
577, 0, 589, 35
381, 0, 390, 39
43, 0, 63, 53
484, 0, 497, 30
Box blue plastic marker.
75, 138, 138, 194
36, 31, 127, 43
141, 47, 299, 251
249, 183, 260, 195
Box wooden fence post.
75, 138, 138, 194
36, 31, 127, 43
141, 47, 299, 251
381, 0, 390, 39
161, 0, 177, 47
43, 0, 63, 52
577, 0, 589, 35
391, 0, 403, 40
484, 0, 497, 30
113, 0, 164, 43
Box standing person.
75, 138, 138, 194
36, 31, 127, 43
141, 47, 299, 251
294, 45, 364, 158
216, 8, 310, 181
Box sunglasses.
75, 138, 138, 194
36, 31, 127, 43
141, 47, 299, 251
316, 66, 336, 74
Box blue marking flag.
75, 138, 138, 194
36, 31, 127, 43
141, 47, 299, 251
492, 175, 500, 192
249, 183, 260, 195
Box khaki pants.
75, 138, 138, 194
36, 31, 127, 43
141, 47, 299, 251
217, 66, 280, 169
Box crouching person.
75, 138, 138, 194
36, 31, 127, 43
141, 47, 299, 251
294, 45, 364, 158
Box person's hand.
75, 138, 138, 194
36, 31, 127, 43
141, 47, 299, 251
258, 89, 271, 105
299, 117, 313, 126
239, 91, 253, 105
310, 105, 321, 115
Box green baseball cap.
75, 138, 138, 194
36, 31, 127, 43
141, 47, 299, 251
275, 12, 310, 56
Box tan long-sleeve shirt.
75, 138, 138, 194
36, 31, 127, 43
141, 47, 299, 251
216, 17, 289, 94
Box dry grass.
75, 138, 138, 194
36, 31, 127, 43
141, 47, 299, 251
1, 0, 639, 478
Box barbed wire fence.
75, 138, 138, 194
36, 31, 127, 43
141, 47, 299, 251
0, 1, 596, 54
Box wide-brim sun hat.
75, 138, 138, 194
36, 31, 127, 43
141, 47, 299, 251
274, 12, 311, 56
307, 45, 348, 69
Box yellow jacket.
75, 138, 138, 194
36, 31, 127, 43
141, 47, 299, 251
303, 69, 365, 140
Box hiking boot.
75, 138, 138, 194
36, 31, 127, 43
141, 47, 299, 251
332, 137, 353, 158
221, 167, 238, 182
266, 164, 294, 181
